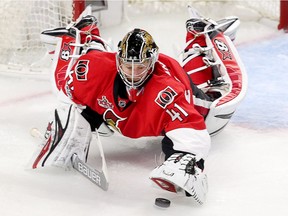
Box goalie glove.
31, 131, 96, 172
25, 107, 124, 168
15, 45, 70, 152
150, 153, 208, 205
30, 104, 92, 169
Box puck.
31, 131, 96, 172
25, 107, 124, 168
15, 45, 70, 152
155, 198, 171, 208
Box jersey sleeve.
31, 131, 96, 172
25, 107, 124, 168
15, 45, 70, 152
61, 51, 116, 107
159, 76, 211, 160
61, 53, 94, 105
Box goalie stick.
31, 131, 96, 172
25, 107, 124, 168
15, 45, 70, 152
30, 128, 109, 191
71, 130, 109, 191
71, 153, 108, 191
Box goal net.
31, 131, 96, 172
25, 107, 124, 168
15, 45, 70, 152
0, 0, 73, 76
128, 0, 280, 21
0, 0, 284, 77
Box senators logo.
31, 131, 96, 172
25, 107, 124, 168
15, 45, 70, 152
214, 38, 232, 60
155, 86, 177, 109
103, 109, 126, 133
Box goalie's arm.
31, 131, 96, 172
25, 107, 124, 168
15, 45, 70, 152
81, 106, 103, 130
150, 128, 210, 204
81, 106, 114, 137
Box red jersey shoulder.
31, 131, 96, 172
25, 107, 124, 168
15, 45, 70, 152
156, 53, 192, 90
158, 53, 180, 66
144, 60, 191, 111
72, 50, 116, 81
63, 51, 117, 104
157, 53, 185, 73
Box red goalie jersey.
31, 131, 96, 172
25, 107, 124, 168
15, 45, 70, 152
62, 51, 210, 159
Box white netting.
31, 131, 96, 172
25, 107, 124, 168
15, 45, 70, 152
0, 0, 280, 76
128, 0, 280, 20
0, 0, 73, 75
243, 1, 279, 20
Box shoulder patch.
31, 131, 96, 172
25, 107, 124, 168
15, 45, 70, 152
75, 60, 89, 80
98, 96, 114, 109
155, 86, 177, 109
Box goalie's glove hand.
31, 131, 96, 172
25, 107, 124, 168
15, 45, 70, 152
149, 153, 208, 205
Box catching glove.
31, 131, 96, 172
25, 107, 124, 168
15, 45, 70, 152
150, 153, 208, 205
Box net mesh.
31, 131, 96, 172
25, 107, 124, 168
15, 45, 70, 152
128, 0, 280, 20
0, 0, 73, 73
0, 0, 280, 75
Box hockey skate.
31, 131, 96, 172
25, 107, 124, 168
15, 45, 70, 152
186, 5, 240, 41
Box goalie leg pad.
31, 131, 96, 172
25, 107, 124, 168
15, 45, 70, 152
150, 153, 208, 205
31, 104, 92, 169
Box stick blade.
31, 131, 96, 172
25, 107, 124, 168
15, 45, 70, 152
71, 154, 109, 191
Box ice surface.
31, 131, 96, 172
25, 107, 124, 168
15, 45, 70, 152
0, 3, 288, 216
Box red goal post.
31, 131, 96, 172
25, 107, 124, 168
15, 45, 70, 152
278, 0, 288, 31
73, 0, 108, 21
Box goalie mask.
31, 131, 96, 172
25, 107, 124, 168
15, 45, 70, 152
116, 29, 159, 91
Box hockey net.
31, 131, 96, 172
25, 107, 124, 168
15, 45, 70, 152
129, 0, 280, 20
0, 0, 284, 77
0, 0, 74, 76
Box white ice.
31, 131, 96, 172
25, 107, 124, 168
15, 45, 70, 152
1, 2, 288, 216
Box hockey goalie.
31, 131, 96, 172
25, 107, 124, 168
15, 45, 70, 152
29, 6, 247, 205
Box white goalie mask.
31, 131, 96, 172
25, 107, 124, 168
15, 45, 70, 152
116, 28, 159, 89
